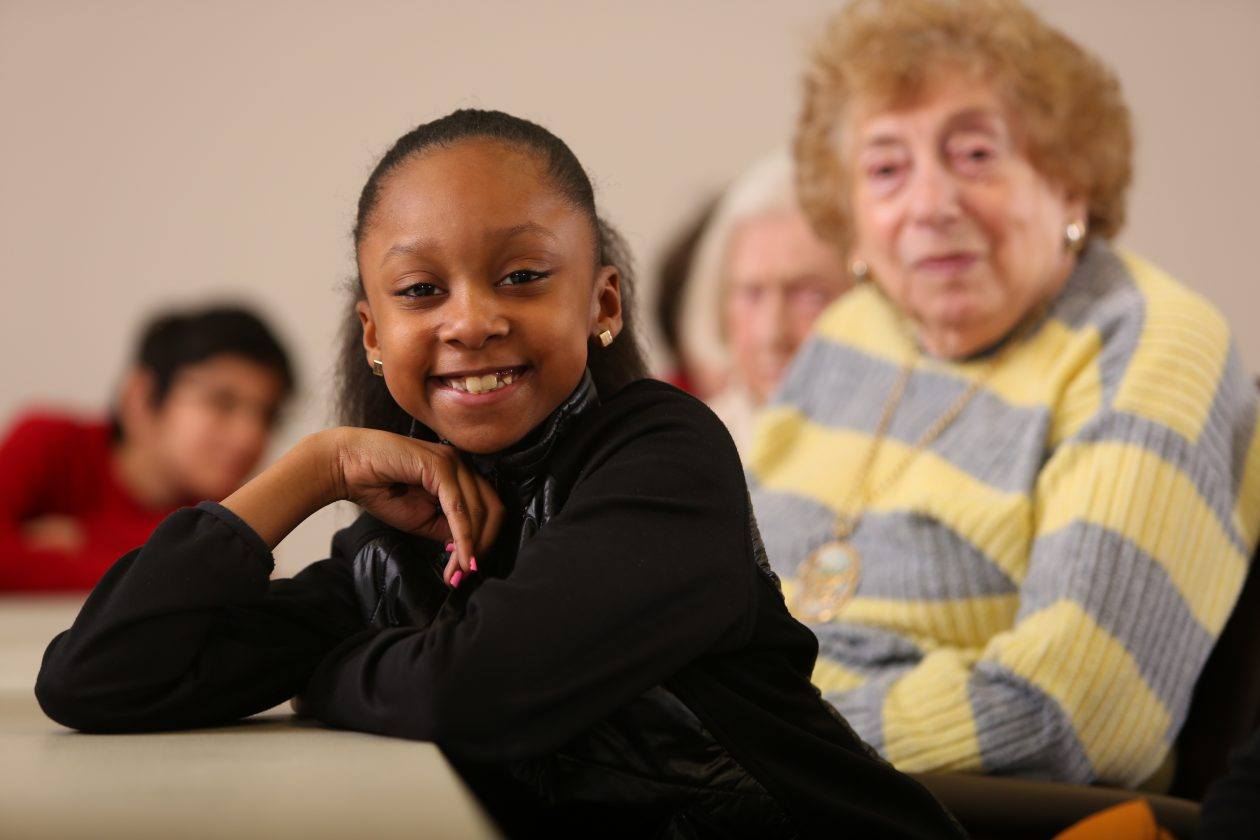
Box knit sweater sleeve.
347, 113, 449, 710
856, 267, 1260, 785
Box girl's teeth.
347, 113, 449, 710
454, 372, 517, 394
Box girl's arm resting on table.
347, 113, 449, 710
34, 502, 362, 733
36, 427, 502, 733
34, 432, 360, 732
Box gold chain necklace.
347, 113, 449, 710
790, 309, 1044, 623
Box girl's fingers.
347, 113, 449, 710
440, 472, 498, 586
450, 460, 485, 575
396, 440, 498, 588
442, 551, 460, 587
430, 455, 475, 585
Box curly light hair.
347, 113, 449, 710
795, 0, 1133, 258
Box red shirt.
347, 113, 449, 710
0, 412, 180, 591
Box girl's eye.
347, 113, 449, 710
399, 282, 441, 298
498, 269, 551, 287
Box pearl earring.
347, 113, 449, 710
850, 259, 869, 282
1064, 221, 1087, 252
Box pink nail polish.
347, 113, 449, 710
444, 542, 454, 553
469, 557, 479, 573
450, 570, 464, 588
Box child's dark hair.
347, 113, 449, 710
112, 304, 295, 440
337, 109, 649, 435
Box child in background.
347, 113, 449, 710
0, 306, 293, 590
37, 110, 963, 838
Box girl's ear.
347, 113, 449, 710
356, 299, 381, 366
589, 265, 623, 341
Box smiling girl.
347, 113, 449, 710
36, 110, 961, 838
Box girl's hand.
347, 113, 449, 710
332, 428, 503, 585
219, 428, 500, 587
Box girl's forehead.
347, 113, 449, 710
362, 154, 591, 262
389, 139, 549, 199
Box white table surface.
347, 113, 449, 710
0, 596, 498, 839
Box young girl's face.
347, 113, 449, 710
356, 138, 621, 454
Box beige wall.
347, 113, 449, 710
2, 0, 1257, 573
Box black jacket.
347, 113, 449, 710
36, 377, 963, 839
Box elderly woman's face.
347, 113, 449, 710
847, 75, 1085, 359
724, 211, 850, 404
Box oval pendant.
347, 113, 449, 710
791, 539, 862, 623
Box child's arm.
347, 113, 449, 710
220, 428, 495, 583
35, 428, 497, 732
35, 501, 363, 732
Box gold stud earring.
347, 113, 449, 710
598, 329, 614, 348
1064, 221, 1087, 252
850, 259, 869, 282
371, 359, 384, 377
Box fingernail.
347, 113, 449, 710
450, 570, 464, 588
444, 542, 454, 553
469, 557, 478, 573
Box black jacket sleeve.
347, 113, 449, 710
301, 391, 759, 761
35, 501, 363, 732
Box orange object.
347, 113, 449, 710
1053, 799, 1175, 840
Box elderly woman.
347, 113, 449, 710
677, 151, 851, 455
748, 0, 1260, 788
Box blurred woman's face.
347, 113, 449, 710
846, 74, 1085, 359
724, 211, 849, 404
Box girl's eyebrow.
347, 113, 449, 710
380, 237, 439, 267
487, 222, 560, 243
379, 224, 560, 268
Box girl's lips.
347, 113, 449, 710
431, 366, 531, 407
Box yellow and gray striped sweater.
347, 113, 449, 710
748, 240, 1260, 786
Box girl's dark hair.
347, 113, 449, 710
337, 109, 648, 434
111, 304, 295, 441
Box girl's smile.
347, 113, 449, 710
431, 364, 531, 403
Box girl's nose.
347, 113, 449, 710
438, 284, 508, 349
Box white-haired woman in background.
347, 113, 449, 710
678, 150, 851, 456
